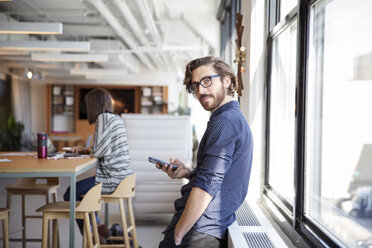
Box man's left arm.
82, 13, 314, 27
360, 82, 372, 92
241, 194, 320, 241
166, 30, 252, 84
174, 187, 213, 245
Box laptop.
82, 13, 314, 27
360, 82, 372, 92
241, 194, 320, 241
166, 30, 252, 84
62, 134, 93, 157
31, 133, 58, 157
62, 134, 92, 152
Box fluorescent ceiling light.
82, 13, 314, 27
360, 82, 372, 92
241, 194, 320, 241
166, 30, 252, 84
70, 68, 128, 76
0, 56, 31, 61
0, 22, 62, 34
84, 74, 136, 81
0, 50, 29, 55
31, 53, 108, 62
0, 41, 90, 51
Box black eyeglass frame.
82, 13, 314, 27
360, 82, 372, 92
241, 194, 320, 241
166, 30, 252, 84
188, 74, 222, 94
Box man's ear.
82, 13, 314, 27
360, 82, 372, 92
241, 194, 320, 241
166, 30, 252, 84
223, 76, 231, 89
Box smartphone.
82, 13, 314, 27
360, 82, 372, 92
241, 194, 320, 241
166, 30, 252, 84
148, 157, 178, 171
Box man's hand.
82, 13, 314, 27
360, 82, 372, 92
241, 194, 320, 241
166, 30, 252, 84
174, 187, 213, 245
156, 157, 191, 179
174, 234, 182, 245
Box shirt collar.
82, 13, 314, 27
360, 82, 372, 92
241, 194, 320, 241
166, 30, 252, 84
210, 100, 239, 119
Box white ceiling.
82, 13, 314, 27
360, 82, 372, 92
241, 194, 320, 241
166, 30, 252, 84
0, 0, 221, 85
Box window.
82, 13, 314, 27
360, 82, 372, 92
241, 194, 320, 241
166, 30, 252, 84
265, 0, 372, 247
268, 20, 297, 205
305, 0, 372, 246
280, 0, 297, 19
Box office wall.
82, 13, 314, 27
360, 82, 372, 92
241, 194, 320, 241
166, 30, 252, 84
27, 79, 182, 135
30, 82, 47, 133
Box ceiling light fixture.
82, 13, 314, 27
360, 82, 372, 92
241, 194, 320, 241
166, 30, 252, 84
31, 53, 108, 62
26, 70, 33, 80
0, 21, 63, 34
0, 41, 90, 51
70, 68, 129, 76
0, 50, 29, 55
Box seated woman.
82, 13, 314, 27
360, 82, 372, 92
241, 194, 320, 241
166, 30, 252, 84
63, 88, 133, 236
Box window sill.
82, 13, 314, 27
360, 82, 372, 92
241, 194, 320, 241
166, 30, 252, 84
228, 199, 297, 248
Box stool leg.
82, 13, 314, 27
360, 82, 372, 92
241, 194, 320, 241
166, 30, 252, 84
45, 192, 51, 248
90, 212, 100, 246
52, 192, 60, 248
42, 213, 49, 248
52, 191, 57, 203
21, 194, 26, 248
127, 198, 138, 248
52, 219, 58, 248
84, 213, 93, 248
119, 199, 130, 248
6, 192, 11, 209
3, 212, 9, 248
5, 192, 11, 248
83, 226, 87, 248
104, 203, 109, 227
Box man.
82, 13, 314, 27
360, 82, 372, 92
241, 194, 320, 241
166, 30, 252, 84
158, 56, 253, 247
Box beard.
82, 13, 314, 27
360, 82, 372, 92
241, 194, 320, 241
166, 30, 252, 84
198, 84, 226, 112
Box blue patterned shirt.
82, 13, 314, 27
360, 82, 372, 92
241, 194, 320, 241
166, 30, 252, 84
165, 101, 253, 239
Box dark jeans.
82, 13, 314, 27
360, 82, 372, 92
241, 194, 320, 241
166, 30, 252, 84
63, 176, 101, 234
159, 229, 227, 248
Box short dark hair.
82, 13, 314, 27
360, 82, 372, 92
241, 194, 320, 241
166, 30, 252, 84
183, 56, 237, 96
85, 88, 113, 124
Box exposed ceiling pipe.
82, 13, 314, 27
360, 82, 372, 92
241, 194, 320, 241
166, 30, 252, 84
151, 0, 161, 25
151, 0, 168, 70
113, 0, 147, 46
134, 0, 171, 70
113, 0, 162, 69
136, 0, 161, 43
87, 0, 155, 70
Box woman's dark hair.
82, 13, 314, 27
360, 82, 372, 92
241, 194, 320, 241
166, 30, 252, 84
183, 56, 237, 96
85, 88, 113, 124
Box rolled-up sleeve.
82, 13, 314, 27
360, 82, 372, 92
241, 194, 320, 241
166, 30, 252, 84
193, 118, 237, 196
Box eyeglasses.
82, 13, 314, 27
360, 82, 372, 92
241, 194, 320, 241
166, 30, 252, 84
188, 74, 221, 94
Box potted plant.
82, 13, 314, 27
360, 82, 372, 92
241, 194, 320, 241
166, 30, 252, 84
0, 115, 24, 151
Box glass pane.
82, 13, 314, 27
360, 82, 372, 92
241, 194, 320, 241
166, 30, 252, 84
306, 0, 372, 246
268, 21, 297, 204
269, 0, 278, 30
280, 0, 297, 19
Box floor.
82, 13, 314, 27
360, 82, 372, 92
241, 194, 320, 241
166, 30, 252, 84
0, 177, 172, 248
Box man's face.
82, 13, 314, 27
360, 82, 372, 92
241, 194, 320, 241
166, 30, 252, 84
191, 65, 229, 112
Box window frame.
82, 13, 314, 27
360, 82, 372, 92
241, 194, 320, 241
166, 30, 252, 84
264, 0, 299, 216
264, 0, 343, 247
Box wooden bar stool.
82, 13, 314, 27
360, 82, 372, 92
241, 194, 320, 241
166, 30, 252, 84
0, 208, 10, 248
100, 174, 138, 248
36, 183, 102, 248
6, 177, 59, 247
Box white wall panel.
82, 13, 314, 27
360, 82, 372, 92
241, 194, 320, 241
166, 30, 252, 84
122, 114, 193, 215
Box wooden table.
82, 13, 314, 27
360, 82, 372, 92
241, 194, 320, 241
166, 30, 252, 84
0, 152, 98, 248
